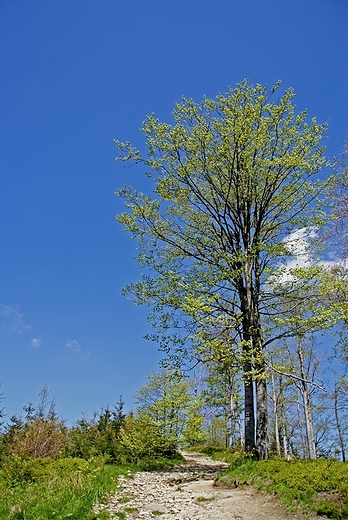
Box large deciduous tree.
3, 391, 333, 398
115, 80, 328, 459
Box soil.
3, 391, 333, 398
95, 452, 319, 519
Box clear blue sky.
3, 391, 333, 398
0, 0, 347, 424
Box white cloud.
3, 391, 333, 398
270, 227, 337, 285
31, 337, 42, 348
65, 339, 81, 353
283, 227, 317, 269
0, 304, 31, 334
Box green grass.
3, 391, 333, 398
212, 452, 348, 519
0, 455, 184, 520
0, 456, 131, 520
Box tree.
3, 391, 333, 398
67, 399, 125, 461
115, 80, 328, 458
134, 369, 205, 446
0, 386, 66, 459
284, 336, 324, 459
333, 377, 348, 462
326, 139, 348, 257
202, 359, 243, 448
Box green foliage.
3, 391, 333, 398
0, 386, 66, 461
0, 387, 182, 470
134, 369, 191, 444
66, 400, 125, 462
0, 453, 184, 519
215, 453, 348, 518
325, 138, 348, 257
115, 79, 332, 456
193, 445, 252, 466
118, 413, 178, 462
181, 401, 207, 447
115, 79, 329, 353
0, 456, 130, 520
134, 369, 206, 447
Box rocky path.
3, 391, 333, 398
95, 452, 316, 519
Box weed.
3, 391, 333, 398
117, 496, 132, 503
196, 496, 215, 502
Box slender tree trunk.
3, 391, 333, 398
334, 382, 346, 462
297, 341, 316, 459
282, 429, 288, 458
224, 404, 229, 448
280, 399, 289, 458
253, 320, 268, 459
271, 373, 281, 457
238, 413, 244, 447
297, 402, 308, 458
302, 387, 316, 459
256, 373, 268, 459
229, 375, 236, 447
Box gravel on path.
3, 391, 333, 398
94, 452, 317, 519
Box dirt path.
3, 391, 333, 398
95, 452, 317, 519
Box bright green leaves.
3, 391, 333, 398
115, 80, 332, 456
114, 78, 331, 355
134, 369, 206, 447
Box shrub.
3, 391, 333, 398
119, 414, 177, 462
0, 387, 66, 462
65, 402, 125, 462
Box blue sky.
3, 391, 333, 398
0, 0, 347, 424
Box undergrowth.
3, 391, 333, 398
0, 455, 184, 520
207, 448, 348, 519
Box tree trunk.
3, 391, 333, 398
238, 413, 244, 447
334, 382, 346, 462
271, 373, 281, 457
229, 374, 236, 447
256, 373, 268, 459
297, 341, 316, 459
302, 387, 316, 459
297, 402, 308, 458
244, 362, 255, 452
281, 402, 289, 458
252, 310, 268, 459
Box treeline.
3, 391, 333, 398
1, 345, 347, 470
131, 358, 348, 462
0, 386, 177, 468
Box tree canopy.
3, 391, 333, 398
115, 79, 330, 459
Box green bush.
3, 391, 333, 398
214, 453, 348, 519
65, 404, 126, 462
119, 414, 178, 462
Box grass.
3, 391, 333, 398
0, 456, 130, 520
0, 454, 184, 520
208, 449, 348, 519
